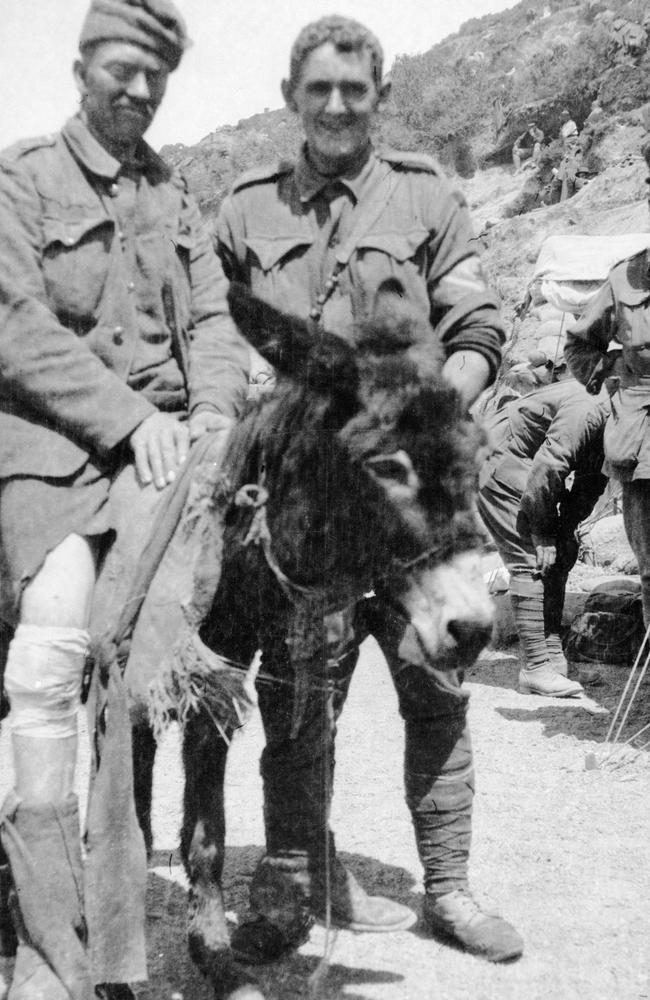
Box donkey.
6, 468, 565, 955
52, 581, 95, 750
128, 283, 495, 1000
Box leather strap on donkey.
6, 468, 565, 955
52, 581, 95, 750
308, 162, 399, 325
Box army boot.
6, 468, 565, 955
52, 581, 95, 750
424, 889, 523, 963
510, 579, 582, 696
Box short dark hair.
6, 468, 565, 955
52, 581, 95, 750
286, 15, 384, 97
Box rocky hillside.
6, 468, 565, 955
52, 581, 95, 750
461, 110, 648, 363
160, 0, 650, 366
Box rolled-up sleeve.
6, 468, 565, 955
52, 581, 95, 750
427, 184, 505, 382
565, 281, 615, 386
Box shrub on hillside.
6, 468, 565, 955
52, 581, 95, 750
509, 23, 611, 110
599, 56, 650, 111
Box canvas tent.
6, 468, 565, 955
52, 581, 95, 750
527, 233, 650, 314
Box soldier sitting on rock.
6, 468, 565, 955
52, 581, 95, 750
512, 122, 544, 172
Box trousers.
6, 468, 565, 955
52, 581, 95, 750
477, 482, 579, 638
622, 479, 650, 625
256, 592, 473, 896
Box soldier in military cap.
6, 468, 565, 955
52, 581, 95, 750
0, 1, 248, 997
216, 14, 523, 967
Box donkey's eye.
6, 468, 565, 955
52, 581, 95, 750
364, 451, 418, 489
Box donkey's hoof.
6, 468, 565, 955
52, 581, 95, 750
210, 961, 265, 1000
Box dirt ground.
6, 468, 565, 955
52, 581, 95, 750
2, 636, 648, 1000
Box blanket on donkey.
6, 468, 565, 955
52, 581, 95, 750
86, 430, 254, 984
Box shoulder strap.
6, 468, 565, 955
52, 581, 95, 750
309, 161, 400, 323
231, 160, 295, 194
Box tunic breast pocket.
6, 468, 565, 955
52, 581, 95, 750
354, 228, 430, 315
243, 233, 314, 311
42, 213, 113, 326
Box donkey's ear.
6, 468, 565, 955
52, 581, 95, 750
358, 279, 435, 356
227, 282, 312, 369
227, 283, 359, 412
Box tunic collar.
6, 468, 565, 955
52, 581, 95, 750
61, 115, 170, 183
295, 143, 377, 204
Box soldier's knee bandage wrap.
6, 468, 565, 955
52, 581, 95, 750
4, 624, 89, 738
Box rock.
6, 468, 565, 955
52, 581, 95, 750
582, 514, 638, 573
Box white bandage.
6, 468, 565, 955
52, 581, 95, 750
4, 624, 90, 739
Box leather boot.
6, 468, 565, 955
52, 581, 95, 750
518, 666, 582, 697
0, 794, 94, 1000
311, 856, 415, 933
424, 890, 523, 963
510, 578, 581, 694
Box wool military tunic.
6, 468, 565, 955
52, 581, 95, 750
216, 145, 505, 378
566, 248, 650, 481
0, 114, 247, 480
0, 115, 248, 611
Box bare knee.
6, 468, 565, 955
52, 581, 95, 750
20, 533, 97, 628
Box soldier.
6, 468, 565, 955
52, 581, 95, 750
216, 15, 523, 967
559, 108, 579, 147
566, 144, 650, 627
0, 2, 248, 997
478, 337, 609, 696
512, 122, 544, 172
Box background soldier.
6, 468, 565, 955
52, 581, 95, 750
478, 338, 609, 696
566, 144, 650, 627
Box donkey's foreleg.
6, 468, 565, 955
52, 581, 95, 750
132, 721, 157, 858
181, 711, 264, 1000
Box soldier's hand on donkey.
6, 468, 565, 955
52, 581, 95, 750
129, 412, 190, 489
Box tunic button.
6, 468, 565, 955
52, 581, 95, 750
109, 182, 119, 197
113, 326, 124, 345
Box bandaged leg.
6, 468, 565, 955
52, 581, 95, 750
4, 624, 88, 739
4, 624, 89, 804
1, 626, 93, 999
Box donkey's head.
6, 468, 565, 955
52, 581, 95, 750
228, 283, 493, 668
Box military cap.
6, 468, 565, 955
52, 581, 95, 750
79, 0, 189, 70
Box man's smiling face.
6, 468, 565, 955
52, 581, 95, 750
284, 41, 382, 175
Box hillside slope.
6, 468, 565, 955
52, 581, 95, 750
159, 0, 650, 366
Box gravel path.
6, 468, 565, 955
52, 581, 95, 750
1, 639, 648, 1000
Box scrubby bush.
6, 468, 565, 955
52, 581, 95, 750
599, 56, 650, 111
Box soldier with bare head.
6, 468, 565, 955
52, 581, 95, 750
216, 13, 523, 969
